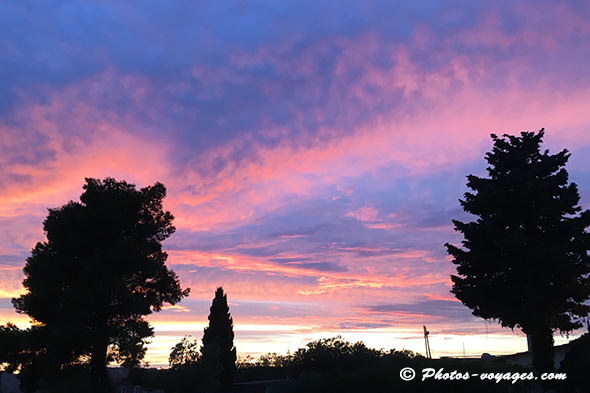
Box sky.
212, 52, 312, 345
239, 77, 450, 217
1, 0, 590, 367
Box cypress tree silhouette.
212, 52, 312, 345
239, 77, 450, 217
446, 129, 590, 372
201, 287, 237, 387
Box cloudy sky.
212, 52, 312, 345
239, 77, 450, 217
1, 0, 590, 366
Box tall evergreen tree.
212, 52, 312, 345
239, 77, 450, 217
445, 129, 590, 372
201, 287, 237, 387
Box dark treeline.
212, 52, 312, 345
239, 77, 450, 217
133, 334, 590, 393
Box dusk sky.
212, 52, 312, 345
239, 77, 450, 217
1, 1, 590, 367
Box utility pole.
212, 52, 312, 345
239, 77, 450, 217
423, 325, 432, 359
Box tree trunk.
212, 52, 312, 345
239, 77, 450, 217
90, 335, 112, 393
529, 325, 555, 372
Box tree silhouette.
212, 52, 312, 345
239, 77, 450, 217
201, 287, 237, 387
0, 323, 49, 392
169, 336, 200, 369
10, 177, 189, 392
445, 129, 590, 372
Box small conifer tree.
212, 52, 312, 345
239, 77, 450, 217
201, 287, 237, 386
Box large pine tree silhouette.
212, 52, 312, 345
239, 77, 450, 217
446, 130, 590, 372
202, 287, 237, 386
